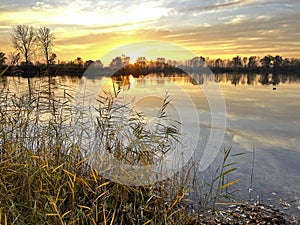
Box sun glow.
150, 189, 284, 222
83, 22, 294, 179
98, 41, 196, 66
129, 75, 135, 84
0, 0, 299, 63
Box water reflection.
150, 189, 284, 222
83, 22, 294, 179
214, 73, 300, 86
107, 72, 300, 215
0, 75, 81, 121
111, 73, 196, 90
1, 73, 300, 92
0, 75, 80, 96
110, 72, 300, 87
1, 72, 299, 215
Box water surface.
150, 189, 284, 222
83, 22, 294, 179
1, 73, 299, 216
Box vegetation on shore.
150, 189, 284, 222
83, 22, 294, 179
0, 76, 258, 224
0, 24, 299, 224
1, 55, 300, 79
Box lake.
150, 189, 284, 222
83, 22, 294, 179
1, 72, 299, 217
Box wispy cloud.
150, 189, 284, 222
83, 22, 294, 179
174, 0, 255, 13
224, 14, 248, 24
0, 0, 299, 60
0, 0, 170, 27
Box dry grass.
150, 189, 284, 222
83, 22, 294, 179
0, 76, 241, 224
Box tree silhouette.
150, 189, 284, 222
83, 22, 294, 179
260, 55, 274, 69
242, 57, 248, 68
49, 53, 57, 65
8, 52, 20, 66
215, 58, 223, 68
94, 60, 104, 68
190, 56, 205, 68
273, 55, 283, 68
110, 56, 123, 68
37, 26, 55, 66
12, 25, 36, 65
75, 57, 84, 69
248, 56, 258, 68
232, 56, 242, 69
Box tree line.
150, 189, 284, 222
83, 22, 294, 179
188, 55, 300, 74
1, 24, 300, 76
9, 25, 56, 66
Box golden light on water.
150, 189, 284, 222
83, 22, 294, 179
129, 75, 135, 84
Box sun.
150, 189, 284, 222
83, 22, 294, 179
98, 40, 196, 66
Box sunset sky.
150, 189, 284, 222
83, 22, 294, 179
0, 0, 299, 65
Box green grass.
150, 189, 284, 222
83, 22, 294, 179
0, 76, 242, 224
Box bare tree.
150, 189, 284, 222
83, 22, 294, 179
49, 53, 57, 65
12, 25, 36, 65
6, 52, 20, 66
37, 26, 55, 65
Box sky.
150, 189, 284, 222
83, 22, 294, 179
0, 0, 299, 65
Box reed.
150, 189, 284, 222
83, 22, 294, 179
0, 76, 242, 224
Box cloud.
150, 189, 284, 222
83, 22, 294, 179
0, 0, 170, 28
179, 0, 255, 13
29, 0, 170, 26
225, 14, 248, 24
0, 0, 299, 59
153, 10, 300, 57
